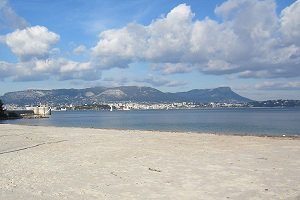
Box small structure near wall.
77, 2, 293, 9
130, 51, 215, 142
6, 110, 33, 118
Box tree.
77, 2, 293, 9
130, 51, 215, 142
0, 99, 7, 119
0, 99, 4, 113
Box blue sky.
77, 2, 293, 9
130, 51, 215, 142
0, 0, 299, 100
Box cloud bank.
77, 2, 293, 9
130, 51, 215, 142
0, 26, 98, 81
91, 0, 300, 78
255, 81, 300, 90
0, 0, 299, 83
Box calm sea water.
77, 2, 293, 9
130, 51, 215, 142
2, 108, 300, 136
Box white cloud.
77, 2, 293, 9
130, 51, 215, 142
0, 0, 28, 30
135, 75, 187, 87
103, 76, 128, 82
144, 4, 194, 62
73, 45, 87, 55
91, 23, 147, 68
91, 4, 194, 68
0, 24, 102, 81
204, 60, 239, 73
0, 61, 13, 80
0, 58, 100, 82
1, 26, 60, 61
90, 1, 300, 78
151, 63, 194, 74
255, 81, 300, 90
280, 0, 300, 45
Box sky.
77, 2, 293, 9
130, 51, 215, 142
0, 0, 299, 101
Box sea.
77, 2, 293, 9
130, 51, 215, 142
2, 108, 300, 136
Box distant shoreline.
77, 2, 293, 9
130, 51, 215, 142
2, 108, 300, 137
2, 123, 299, 138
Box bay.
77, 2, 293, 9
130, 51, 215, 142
2, 108, 300, 136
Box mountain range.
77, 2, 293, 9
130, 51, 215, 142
0, 86, 252, 106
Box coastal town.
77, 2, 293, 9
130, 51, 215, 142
4, 99, 299, 112
53, 101, 246, 111
1, 99, 298, 120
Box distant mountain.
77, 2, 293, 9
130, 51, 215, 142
173, 87, 250, 103
0, 86, 252, 105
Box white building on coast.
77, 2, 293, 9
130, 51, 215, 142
26, 106, 51, 116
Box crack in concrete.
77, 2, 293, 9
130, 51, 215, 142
0, 140, 68, 155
